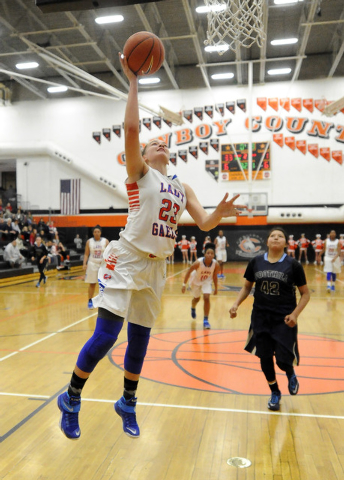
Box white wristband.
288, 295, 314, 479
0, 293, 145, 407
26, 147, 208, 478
182, 283, 186, 287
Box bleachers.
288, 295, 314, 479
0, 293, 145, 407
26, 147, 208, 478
0, 250, 83, 280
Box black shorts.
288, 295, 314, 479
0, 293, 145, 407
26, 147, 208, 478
244, 309, 299, 366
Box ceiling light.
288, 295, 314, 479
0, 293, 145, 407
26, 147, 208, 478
271, 38, 298, 45
47, 86, 68, 93
267, 68, 292, 75
211, 72, 234, 80
205, 44, 229, 53
15, 62, 39, 70
274, 0, 303, 4
95, 15, 124, 24
196, 4, 226, 13
139, 77, 161, 85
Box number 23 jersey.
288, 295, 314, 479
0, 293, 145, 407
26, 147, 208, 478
120, 167, 186, 259
244, 253, 307, 315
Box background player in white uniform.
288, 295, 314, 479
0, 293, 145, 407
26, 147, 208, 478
181, 243, 219, 329
83, 225, 109, 309
322, 230, 341, 292
57, 52, 246, 441
215, 230, 229, 278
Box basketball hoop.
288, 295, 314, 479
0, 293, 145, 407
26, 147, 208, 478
204, 0, 266, 54
247, 208, 254, 218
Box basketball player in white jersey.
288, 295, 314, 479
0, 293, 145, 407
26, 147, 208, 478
57, 52, 246, 441
83, 225, 109, 309
215, 230, 229, 278
322, 230, 341, 292
181, 243, 219, 329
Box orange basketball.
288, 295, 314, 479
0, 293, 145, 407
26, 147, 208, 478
123, 31, 165, 76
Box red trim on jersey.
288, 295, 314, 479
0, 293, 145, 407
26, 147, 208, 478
126, 182, 140, 212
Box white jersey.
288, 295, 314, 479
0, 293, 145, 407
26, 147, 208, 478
190, 257, 217, 286
88, 237, 108, 265
325, 239, 339, 259
324, 238, 341, 273
216, 236, 227, 251
120, 167, 186, 259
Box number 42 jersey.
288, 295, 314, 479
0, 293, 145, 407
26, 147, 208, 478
120, 167, 186, 259
244, 253, 307, 315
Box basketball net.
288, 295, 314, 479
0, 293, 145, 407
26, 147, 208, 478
204, 0, 266, 53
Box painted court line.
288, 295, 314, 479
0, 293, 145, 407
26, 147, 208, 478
0, 312, 97, 362
0, 392, 50, 399
0, 392, 342, 421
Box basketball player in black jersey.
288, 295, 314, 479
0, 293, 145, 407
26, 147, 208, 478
229, 227, 310, 411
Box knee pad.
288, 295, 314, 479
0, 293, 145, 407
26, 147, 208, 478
327, 272, 332, 281
332, 273, 337, 282
124, 323, 151, 375
76, 315, 124, 373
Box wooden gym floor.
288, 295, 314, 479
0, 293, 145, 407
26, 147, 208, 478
0, 262, 343, 480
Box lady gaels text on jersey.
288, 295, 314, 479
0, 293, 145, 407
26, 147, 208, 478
121, 168, 186, 258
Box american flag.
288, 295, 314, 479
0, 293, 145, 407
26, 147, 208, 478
60, 179, 80, 215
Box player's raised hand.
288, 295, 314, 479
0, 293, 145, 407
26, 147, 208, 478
118, 52, 137, 81
216, 193, 247, 218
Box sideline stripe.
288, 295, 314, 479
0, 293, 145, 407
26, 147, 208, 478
1, 392, 342, 421
80, 399, 344, 420
0, 313, 97, 362
0, 392, 50, 399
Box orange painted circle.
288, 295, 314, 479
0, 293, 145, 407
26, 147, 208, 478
111, 330, 344, 395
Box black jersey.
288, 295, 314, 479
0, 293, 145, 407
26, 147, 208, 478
30, 243, 48, 261
244, 253, 307, 315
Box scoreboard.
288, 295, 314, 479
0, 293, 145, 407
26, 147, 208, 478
221, 142, 271, 181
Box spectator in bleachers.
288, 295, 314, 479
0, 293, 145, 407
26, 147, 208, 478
15, 235, 29, 261
26, 211, 34, 226
2, 218, 16, 241
30, 236, 48, 287
0, 215, 6, 240
0, 198, 3, 213
11, 219, 21, 237
21, 226, 30, 246
37, 218, 49, 237
3, 238, 25, 268
56, 240, 70, 270
47, 220, 59, 241
29, 227, 37, 246
47, 239, 61, 267
74, 234, 83, 250
3, 203, 13, 219
39, 229, 48, 243
15, 207, 25, 227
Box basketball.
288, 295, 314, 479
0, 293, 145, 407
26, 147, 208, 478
123, 31, 165, 76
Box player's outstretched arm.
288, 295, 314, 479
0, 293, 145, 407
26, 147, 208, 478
119, 53, 148, 183
229, 280, 253, 318
181, 261, 199, 293
183, 184, 246, 231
